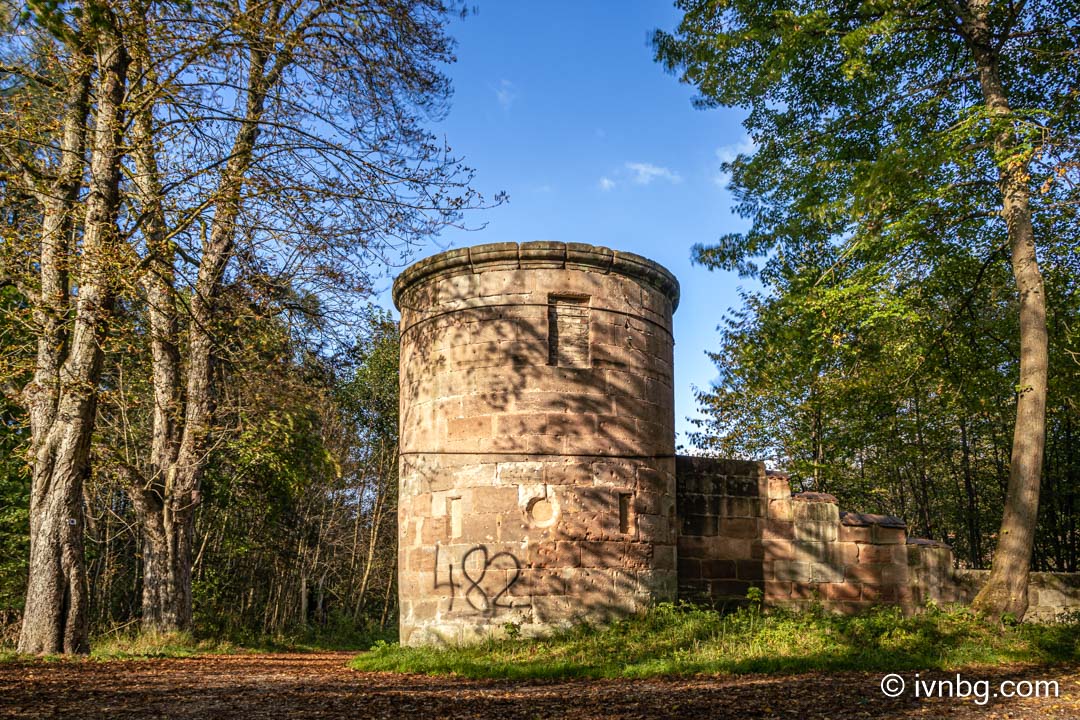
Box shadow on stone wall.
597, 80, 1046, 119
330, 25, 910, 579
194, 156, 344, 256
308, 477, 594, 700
393, 244, 1080, 647
676, 457, 1080, 620
394, 244, 680, 644
676, 457, 914, 613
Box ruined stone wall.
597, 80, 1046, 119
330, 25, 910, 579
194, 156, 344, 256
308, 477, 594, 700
676, 458, 913, 612
394, 242, 680, 645
909, 545, 1080, 622
675, 457, 773, 602
674, 457, 1080, 619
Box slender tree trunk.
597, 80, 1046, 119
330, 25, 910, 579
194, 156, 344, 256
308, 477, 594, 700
811, 400, 823, 491
126, 40, 188, 632
379, 569, 394, 631
131, 36, 275, 631
1066, 415, 1077, 572
20, 30, 128, 654
912, 396, 935, 539
355, 490, 385, 615
962, 4, 1049, 621
959, 418, 983, 566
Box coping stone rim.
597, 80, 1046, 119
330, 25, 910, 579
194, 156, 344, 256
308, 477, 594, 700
392, 241, 681, 311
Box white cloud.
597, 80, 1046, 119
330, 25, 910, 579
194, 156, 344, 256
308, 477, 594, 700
494, 79, 517, 110
625, 162, 682, 186
713, 136, 757, 187
715, 136, 757, 164
598, 176, 616, 191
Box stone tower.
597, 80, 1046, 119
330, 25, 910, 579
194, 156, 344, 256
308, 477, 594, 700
393, 241, 680, 645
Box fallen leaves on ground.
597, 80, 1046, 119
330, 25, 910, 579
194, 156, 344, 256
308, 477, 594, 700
0, 652, 1077, 719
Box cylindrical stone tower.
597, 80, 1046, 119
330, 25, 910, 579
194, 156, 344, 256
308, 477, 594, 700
393, 241, 679, 645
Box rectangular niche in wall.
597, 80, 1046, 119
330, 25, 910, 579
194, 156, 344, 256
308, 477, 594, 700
618, 492, 633, 534
548, 294, 591, 368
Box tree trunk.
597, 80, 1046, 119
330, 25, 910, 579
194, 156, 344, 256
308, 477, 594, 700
1066, 415, 1077, 572
18, 52, 89, 657
963, 4, 1049, 622
19, 30, 128, 654
959, 418, 983, 566
912, 396, 935, 540
126, 2, 310, 632
127, 40, 188, 632
130, 485, 194, 632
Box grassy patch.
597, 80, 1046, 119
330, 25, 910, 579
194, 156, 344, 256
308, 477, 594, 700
351, 602, 1080, 679
89, 624, 395, 659
0, 624, 395, 662
90, 631, 246, 660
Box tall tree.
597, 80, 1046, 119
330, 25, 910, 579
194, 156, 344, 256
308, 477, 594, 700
1, 0, 130, 653
656, 0, 1078, 619
3, 0, 484, 649
108, 0, 483, 633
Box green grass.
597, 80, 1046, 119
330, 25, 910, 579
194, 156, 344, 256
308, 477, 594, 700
351, 602, 1080, 679
86, 624, 395, 659
0, 624, 395, 662
89, 631, 247, 660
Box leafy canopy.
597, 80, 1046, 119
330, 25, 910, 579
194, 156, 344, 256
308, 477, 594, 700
654, 0, 1079, 284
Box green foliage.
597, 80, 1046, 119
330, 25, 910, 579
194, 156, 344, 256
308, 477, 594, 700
0, 287, 29, 627
183, 305, 400, 640
338, 305, 400, 448
655, 0, 1080, 566
65, 293, 402, 644
352, 603, 1080, 679
0, 397, 28, 622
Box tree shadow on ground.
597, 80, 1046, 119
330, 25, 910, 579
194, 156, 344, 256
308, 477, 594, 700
1, 651, 1077, 719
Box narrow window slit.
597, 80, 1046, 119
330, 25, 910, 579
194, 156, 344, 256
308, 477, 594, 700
548, 294, 590, 368
618, 493, 632, 534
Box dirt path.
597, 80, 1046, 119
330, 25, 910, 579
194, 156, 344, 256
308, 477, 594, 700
1, 652, 1078, 719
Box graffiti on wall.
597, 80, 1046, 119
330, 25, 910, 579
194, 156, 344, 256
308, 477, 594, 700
434, 544, 528, 616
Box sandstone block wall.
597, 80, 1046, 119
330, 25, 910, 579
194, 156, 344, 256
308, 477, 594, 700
677, 458, 911, 613
675, 457, 770, 602
907, 539, 962, 606
677, 457, 1080, 620
394, 242, 680, 645
909, 543, 1080, 622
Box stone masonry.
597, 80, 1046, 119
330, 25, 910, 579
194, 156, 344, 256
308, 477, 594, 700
395, 242, 1080, 645
677, 458, 912, 611
394, 242, 680, 645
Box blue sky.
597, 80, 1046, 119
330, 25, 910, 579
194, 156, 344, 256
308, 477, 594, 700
374, 2, 756, 447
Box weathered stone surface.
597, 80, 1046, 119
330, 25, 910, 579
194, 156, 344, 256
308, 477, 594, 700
793, 492, 838, 504
794, 521, 838, 543
771, 561, 812, 583
396, 242, 679, 645
871, 525, 907, 545
838, 524, 872, 543
840, 511, 906, 528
